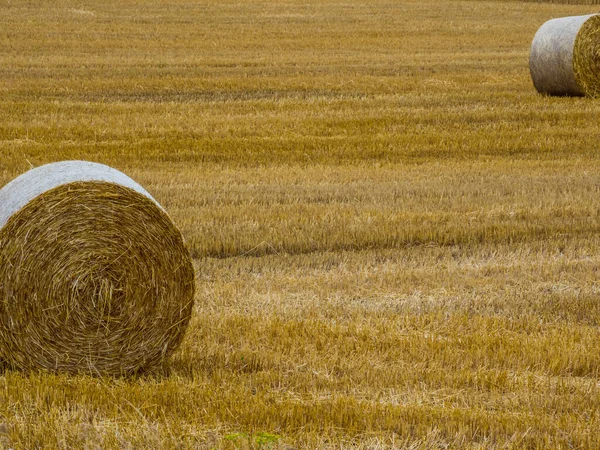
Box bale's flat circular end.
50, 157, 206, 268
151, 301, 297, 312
573, 15, 600, 97
0, 165, 195, 375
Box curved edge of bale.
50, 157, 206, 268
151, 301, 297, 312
0, 160, 162, 229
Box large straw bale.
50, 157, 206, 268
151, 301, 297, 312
530, 14, 600, 97
0, 161, 195, 375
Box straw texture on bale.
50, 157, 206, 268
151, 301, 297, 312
0, 161, 195, 375
530, 14, 600, 97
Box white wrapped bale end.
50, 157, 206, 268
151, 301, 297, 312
530, 14, 600, 97
0, 161, 195, 375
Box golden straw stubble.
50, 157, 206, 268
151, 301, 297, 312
0, 181, 195, 375
573, 14, 600, 97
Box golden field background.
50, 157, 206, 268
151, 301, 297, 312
2, 0, 600, 448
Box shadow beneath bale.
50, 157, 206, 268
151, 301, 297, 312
0, 360, 174, 381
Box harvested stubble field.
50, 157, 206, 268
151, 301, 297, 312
1, 0, 600, 448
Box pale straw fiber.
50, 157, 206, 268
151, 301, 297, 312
0, 161, 195, 375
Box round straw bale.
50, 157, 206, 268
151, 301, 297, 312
0, 161, 195, 375
530, 14, 600, 97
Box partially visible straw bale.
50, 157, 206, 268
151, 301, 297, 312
0, 161, 195, 375
530, 14, 600, 97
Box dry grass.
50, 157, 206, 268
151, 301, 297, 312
496, 0, 600, 4
1, 0, 600, 448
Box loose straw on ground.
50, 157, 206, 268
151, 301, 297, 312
530, 14, 600, 97
0, 161, 195, 375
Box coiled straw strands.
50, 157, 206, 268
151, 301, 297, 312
0, 161, 195, 375
530, 14, 600, 97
